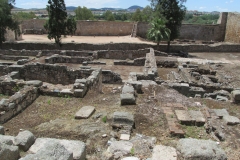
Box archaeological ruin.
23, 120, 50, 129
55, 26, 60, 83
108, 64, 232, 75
0, 12, 240, 160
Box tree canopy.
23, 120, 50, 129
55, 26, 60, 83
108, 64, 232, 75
147, 18, 170, 48
0, 0, 20, 46
150, 0, 187, 52
103, 11, 115, 21
75, 6, 94, 20
44, 0, 76, 47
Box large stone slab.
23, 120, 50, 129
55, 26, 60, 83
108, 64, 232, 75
14, 130, 35, 152
26, 80, 43, 87
188, 110, 206, 126
0, 143, 19, 160
75, 106, 95, 119
175, 110, 195, 125
21, 142, 73, 160
0, 135, 14, 145
121, 93, 136, 105
152, 145, 177, 160
113, 112, 134, 127
28, 138, 86, 160
213, 109, 229, 119
223, 115, 240, 125
122, 85, 135, 94
107, 141, 133, 159
177, 138, 227, 160
232, 90, 240, 101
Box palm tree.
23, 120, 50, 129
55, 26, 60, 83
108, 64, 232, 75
147, 18, 170, 50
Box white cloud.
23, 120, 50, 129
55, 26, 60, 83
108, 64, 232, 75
199, 6, 206, 10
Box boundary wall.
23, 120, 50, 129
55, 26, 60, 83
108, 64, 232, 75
2, 42, 240, 52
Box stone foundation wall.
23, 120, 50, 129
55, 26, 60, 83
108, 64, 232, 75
102, 70, 122, 84
97, 48, 150, 60
0, 86, 39, 123
20, 63, 92, 85
144, 48, 158, 80
45, 54, 93, 64
3, 42, 240, 52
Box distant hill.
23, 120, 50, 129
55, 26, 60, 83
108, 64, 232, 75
66, 6, 77, 11
128, 5, 144, 10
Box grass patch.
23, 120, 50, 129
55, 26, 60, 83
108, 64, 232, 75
130, 148, 135, 156
102, 116, 107, 123
181, 125, 209, 139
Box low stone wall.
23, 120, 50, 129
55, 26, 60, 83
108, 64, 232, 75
45, 54, 93, 64
102, 70, 122, 84
19, 63, 92, 85
97, 48, 150, 60
0, 86, 39, 123
3, 42, 240, 52
0, 54, 29, 61
144, 48, 158, 80
114, 57, 146, 66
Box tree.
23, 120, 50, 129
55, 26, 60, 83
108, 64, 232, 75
132, 9, 143, 22
142, 5, 153, 22
75, 6, 94, 20
104, 11, 115, 21
147, 18, 170, 49
150, 0, 187, 52
0, 0, 20, 47
13, 12, 37, 21
44, 0, 76, 47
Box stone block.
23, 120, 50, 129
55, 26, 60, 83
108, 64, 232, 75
120, 134, 130, 141
21, 142, 73, 160
28, 138, 86, 160
0, 143, 19, 160
177, 138, 227, 160
14, 130, 35, 152
232, 90, 240, 101
26, 80, 43, 87
108, 141, 133, 159
152, 145, 177, 160
122, 85, 135, 94
175, 110, 195, 125
188, 110, 206, 126
0, 126, 4, 135
75, 106, 95, 119
113, 112, 134, 127
213, 109, 229, 119
120, 94, 136, 105
223, 115, 240, 125
216, 95, 228, 101
74, 89, 86, 98
0, 135, 14, 145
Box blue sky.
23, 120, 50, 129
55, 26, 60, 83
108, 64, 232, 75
15, 0, 240, 12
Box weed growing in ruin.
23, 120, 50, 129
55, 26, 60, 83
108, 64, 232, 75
102, 116, 107, 123
130, 148, 135, 156
47, 100, 51, 105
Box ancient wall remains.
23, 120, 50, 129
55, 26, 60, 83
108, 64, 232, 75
0, 86, 39, 123
136, 12, 228, 42
21, 20, 134, 36
20, 63, 92, 85
225, 12, 240, 43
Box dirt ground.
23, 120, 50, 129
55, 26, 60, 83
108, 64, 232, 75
1, 45, 240, 159
19, 35, 154, 44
